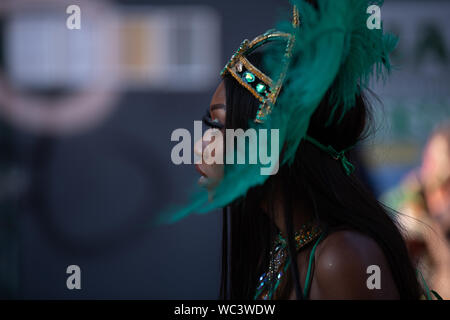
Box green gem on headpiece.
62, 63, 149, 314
243, 71, 255, 83
256, 83, 266, 93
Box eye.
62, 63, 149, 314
203, 108, 224, 129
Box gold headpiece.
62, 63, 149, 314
220, 6, 299, 123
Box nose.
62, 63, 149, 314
194, 130, 216, 160
194, 137, 203, 157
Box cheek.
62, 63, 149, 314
204, 130, 224, 157
203, 130, 225, 177
194, 138, 203, 157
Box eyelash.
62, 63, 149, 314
202, 109, 224, 129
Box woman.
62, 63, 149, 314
382, 122, 450, 299
184, 0, 427, 299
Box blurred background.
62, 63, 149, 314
0, 0, 449, 299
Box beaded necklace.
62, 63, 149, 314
254, 223, 322, 300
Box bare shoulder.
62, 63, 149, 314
316, 230, 385, 267
311, 230, 399, 299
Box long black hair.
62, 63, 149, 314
219, 48, 422, 299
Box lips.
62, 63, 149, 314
198, 176, 209, 188
195, 164, 207, 177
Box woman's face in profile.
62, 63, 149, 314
194, 81, 227, 193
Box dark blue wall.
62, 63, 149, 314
11, 0, 282, 299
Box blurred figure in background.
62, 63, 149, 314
383, 121, 450, 299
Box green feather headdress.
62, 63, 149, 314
158, 0, 398, 224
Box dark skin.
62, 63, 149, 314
202, 81, 400, 299
292, 231, 399, 299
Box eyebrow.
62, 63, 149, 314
210, 104, 226, 111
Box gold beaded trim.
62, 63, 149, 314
240, 56, 274, 87
294, 224, 322, 250
219, 5, 300, 124
224, 64, 266, 103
